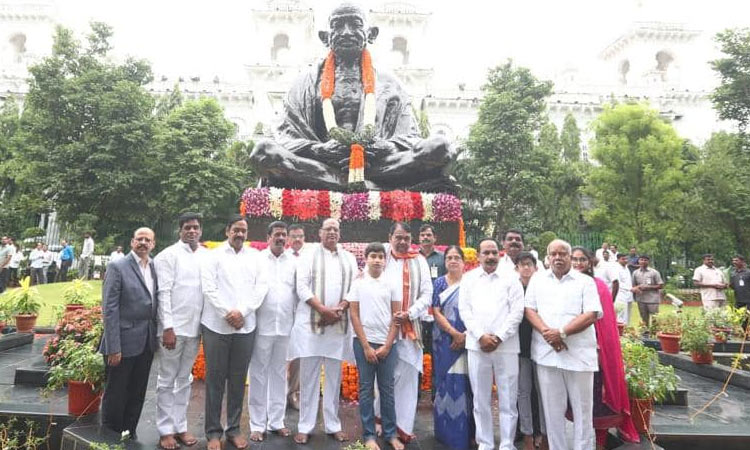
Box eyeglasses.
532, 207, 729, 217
571, 257, 588, 263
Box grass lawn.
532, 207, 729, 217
625, 303, 703, 328
2, 280, 102, 327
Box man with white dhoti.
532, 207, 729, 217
376, 221, 433, 442
524, 239, 602, 450
155, 212, 205, 450
290, 218, 358, 445
459, 238, 525, 450
248, 221, 296, 442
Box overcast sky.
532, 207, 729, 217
50, 0, 750, 89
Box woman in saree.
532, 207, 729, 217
570, 246, 640, 449
431, 245, 475, 449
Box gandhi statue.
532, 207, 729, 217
250, 3, 456, 191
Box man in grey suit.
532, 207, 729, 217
99, 227, 158, 439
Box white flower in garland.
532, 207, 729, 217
269, 187, 283, 219
330, 191, 343, 220
368, 191, 381, 221
422, 192, 435, 222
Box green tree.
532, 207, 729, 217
711, 28, 750, 134
585, 103, 686, 259
456, 60, 554, 236
560, 113, 581, 161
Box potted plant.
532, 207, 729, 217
621, 337, 679, 434
62, 279, 94, 311
652, 310, 681, 353
45, 339, 105, 416
681, 314, 714, 364
5, 277, 43, 333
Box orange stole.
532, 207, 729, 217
390, 250, 420, 341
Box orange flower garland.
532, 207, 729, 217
320, 49, 375, 185
421, 353, 433, 391
458, 218, 466, 248
192, 341, 206, 381
341, 361, 360, 401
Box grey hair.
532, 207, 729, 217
546, 239, 572, 255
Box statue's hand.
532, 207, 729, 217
311, 140, 348, 166
366, 140, 397, 164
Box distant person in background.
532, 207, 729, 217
626, 247, 639, 274
110, 246, 126, 264
693, 254, 728, 310
731, 255, 750, 332
609, 245, 619, 259
0, 236, 13, 293
594, 250, 619, 299
631, 255, 664, 331
8, 242, 24, 286
59, 239, 74, 282
418, 224, 444, 359
80, 232, 95, 280
595, 242, 610, 262
29, 242, 46, 285
42, 244, 54, 284
614, 254, 634, 325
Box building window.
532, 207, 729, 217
271, 33, 290, 61
392, 36, 409, 65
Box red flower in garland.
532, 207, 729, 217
294, 190, 319, 220
380, 191, 393, 219
411, 192, 423, 220
317, 190, 331, 217
282, 189, 295, 218
390, 190, 414, 222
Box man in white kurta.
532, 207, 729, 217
154, 213, 205, 450
378, 221, 433, 441
248, 221, 297, 441
524, 239, 602, 450
459, 238, 525, 450
291, 218, 358, 444
693, 254, 728, 309
286, 223, 307, 411
615, 253, 634, 325
201, 215, 268, 450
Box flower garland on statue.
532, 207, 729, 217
321, 49, 376, 187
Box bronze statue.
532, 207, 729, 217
250, 3, 456, 191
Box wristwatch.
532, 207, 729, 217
559, 327, 567, 339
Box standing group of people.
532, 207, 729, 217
0, 236, 56, 291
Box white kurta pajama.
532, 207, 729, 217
373, 247, 433, 435
459, 267, 525, 450
154, 241, 206, 437
525, 270, 603, 450
248, 249, 298, 433
290, 244, 358, 435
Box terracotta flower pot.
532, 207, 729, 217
712, 327, 731, 343
68, 380, 102, 416
630, 397, 653, 434
656, 332, 681, 354
691, 345, 714, 365
65, 304, 86, 312
14, 314, 38, 333
0, 320, 5, 334
617, 322, 626, 336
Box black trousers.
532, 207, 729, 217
101, 348, 154, 435
0, 268, 8, 294
59, 260, 72, 282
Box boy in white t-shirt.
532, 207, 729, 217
348, 242, 404, 450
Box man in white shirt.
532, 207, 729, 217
594, 249, 619, 299
42, 244, 54, 283
248, 221, 297, 442
459, 238, 525, 450
80, 232, 95, 280
498, 229, 544, 273
615, 253, 634, 325
154, 213, 205, 450
201, 215, 268, 450
29, 242, 46, 285
693, 254, 728, 309
290, 218, 358, 445
524, 239, 602, 450
595, 242, 610, 262
286, 223, 306, 411
110, 246, 125, 264
378, 221, 433, 443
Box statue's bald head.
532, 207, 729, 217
320, 2, 378, 57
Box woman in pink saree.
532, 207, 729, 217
571, 246, 639, 448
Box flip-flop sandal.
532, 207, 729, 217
175, 434, 198, 446
158, 436, 181, 450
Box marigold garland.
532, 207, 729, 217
421, 353, 433, 391
341, 361, 360, 401
348, 144, 366, 184
192, 342, 206, 381
458, 218, 466, 248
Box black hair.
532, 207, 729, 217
477, 237, 500, 251
178, 212, 203, 229
502, 229, 524, 242
289, 224, 305, 233
735, 255, 746, 262
514, 251, 537, 266
571, 246, 595, 277
225, 214, 247, 230
419, 224, 436, 234
389, 221, 411, 235
444, 245, 464, 260
703, 253, 714, 259
267, 220, 288, 236
365, 242, 386, 258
